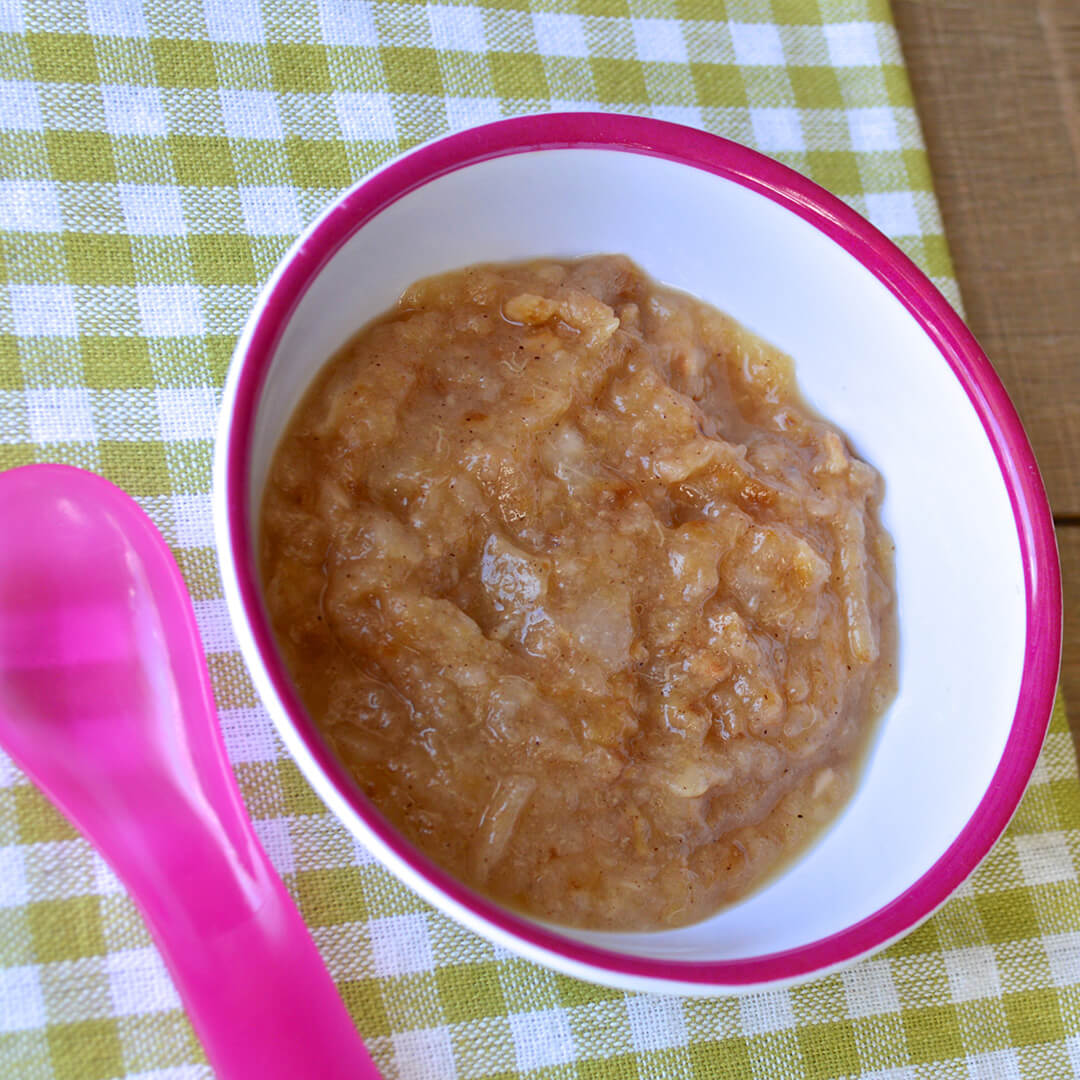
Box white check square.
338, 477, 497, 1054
510, 1008, 575, 1070
943, 946, 1001, 1003
391, 1026, 456, 1080
218, 707, 280, 765
172, 492, 215, 549
118, 183, 186, 236
0, 80, 42, 131
751, 107, 804, 151
239, 186, 301, 236
105, 947, 182, 1016
1015, 832, 1074, 886
428, 5, 485, 53
1044, 931, 1080, 986
730, 22, 784, 66
10, 284, 79, 337
0, 0, 23, 34
137, 285, 205, 337
86, 0, 148, 37
253, 817, 296, 876
445, 96, 502, 132
203, 0, 263, 43
824, 22, 880, 67
220, 89, 283, 140
848, 106, 900, 151
0, 847, 27, 908
0, 180, 62, 233
369, 913, 435, 977
632, 19, 687, 63
966, 1048, 1021, 1080
533, 12, 588, 59
102, 84, 167, 136
318, 0, 378, 47
26, 386, 96, 443
0, 966, 46, 1032
843, 959, 900, 1018
739, 989, 795, 1034
865, 191, 919, 237
334, 91, 396, 141
126, 1069, 215, 1080
626, 995, 687, 1052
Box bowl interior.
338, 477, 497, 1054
246, 148, 1025, 962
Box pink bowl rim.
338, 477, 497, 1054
221, 112, 1062, 987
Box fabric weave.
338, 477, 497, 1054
0, 0, 1075, 1077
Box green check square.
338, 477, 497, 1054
188, 235, 257, 286
770, 0, 823, 23
806, 150, 862, 195
14, 785, 78, 843
556, 975, 622, 1008
903, 1004, 964, 1065
82, 336, 153, 388
285, 137, 351, 188
690, 63, 748, 107
278, 757, 325, 815
175, 548, 222, 602
47, 1019, 124, 1080
151, 38, 218, 88
382, 47, 444, 96
1003, 989, 1065, 1047
27, 32, 99, 84
797, 1022, 860, 1080
591, 58, 648, 104
883, 64, 913, 107
1051, 779, 1080, 829
902, 149, 934, 191
580, 1055, 638, 1080
28, 896, 105, 963
0, 444, 37, 472
674, 0, 719, 17
170, 135, 236, 186
205, 333, 239, 385
45, 131, 117, 184
491, 51, 549, 100
689, 1038, 752, 1078
887, 917, 939, 957
437, 962, 507, 1022
975, 887, 1040, 944
295, 867, 369, 926
577, 0, 630, 14
268, 43, 333, 93
99, 440, 171, 496
340, 978, 391, 1037
64, 234, 135, 286
789, 65, 843, 108
0, 335, 21, 388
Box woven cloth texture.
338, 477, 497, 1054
0, 0, 1075, 1077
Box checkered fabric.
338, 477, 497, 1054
0, 0, 1074, 1077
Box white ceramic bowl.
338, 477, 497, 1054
214, 114, 1061, 995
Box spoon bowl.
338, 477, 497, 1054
0, 463, 380, 1079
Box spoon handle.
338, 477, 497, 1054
130, 838, 382, 1080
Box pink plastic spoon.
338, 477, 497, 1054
0, 464, 381, 1079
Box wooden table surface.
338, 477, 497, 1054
893, 0, 1080, 730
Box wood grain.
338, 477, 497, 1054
893, 0, 1080, 517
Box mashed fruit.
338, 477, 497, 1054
260, 256, 896, 930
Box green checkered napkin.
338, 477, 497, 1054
0, 0, 1074, 1077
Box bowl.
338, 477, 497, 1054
213, 113, 1061, 994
